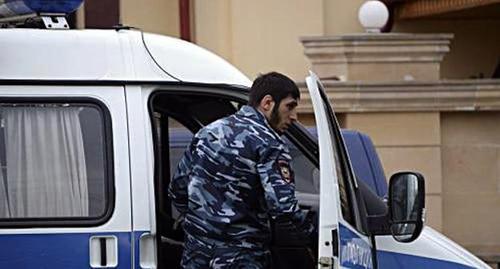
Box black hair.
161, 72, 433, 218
248, 72, 300, 107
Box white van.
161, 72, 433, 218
0, 4, 490, 269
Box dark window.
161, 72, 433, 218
284, 137, 319, 195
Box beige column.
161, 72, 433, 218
75, 3, 85, 29
344, 112, 443, 230
193, 0, 233, 62
441, 112, 500, 254
194, 0, 324, 81
120, 0, 180, 36
323, 0, 365, 35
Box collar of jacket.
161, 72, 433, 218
236, 105, 283, 142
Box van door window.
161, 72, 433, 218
0, 102, 111, 222
284, 137, 319, 195
167, 119, 194, 221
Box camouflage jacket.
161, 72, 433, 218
169, 105, 311, 249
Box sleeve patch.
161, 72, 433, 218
278, 160, 294, 184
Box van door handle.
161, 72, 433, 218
90, 235, 118, 268
100, 238, 107, 266
139, 233, 156, 268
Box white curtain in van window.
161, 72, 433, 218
0, 160, 9, 218
2, 106, 89, 218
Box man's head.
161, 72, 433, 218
249, 72, 300, 134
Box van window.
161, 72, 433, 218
0, 103, 110, 221
284, 137, 319, 194
168, 121, 192, 181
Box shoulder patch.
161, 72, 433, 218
278, 160, 294, 184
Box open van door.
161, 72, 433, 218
306, 72, 375, 269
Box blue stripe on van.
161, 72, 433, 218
339, 224, 374, 269
339, 223, 475, 269
2, 229, 473, 268
377, 250, 476, 268
0, 231, 131, 268
133, 231, 150, 269
134, 231, 142, 269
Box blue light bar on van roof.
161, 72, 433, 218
0, 0, 83, 18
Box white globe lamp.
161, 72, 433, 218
358, 1, 389, 33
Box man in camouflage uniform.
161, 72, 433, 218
169, 72, 313, 269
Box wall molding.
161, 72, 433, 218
297, 79, 500, 113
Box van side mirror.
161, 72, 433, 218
389, 172, 425, 243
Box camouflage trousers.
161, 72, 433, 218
181, 234, 271, 269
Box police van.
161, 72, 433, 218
0, 1, 490, 268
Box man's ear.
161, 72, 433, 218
259, 94, 275, 112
